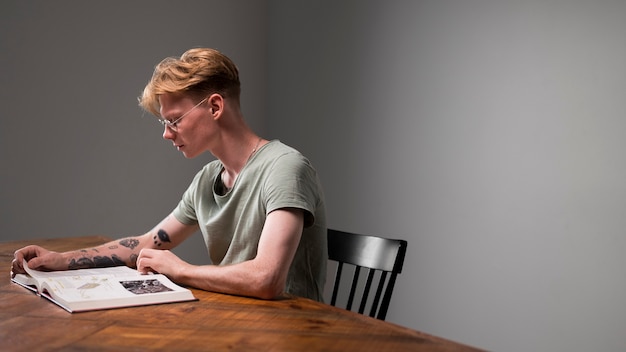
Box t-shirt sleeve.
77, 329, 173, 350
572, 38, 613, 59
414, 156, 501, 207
264, 152, 322, 228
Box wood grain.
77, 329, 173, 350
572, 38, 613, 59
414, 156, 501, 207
1, 236, 483, 351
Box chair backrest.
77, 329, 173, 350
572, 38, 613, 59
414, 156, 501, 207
327, 228, 407, 320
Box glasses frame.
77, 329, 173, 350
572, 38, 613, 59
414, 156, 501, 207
157, 97, 209, 132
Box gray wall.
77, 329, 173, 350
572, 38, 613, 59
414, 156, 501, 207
1, 0, 268, 262
268, 1, 626, 352
3, 1, 626, 351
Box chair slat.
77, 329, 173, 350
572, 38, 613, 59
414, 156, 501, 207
346, 266, 360, 311
359, 268, 376, 315
378, 272, 399, 320
330, 262, 344, 306
369, 271, 387, 317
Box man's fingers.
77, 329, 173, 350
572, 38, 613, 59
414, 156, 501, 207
136, 255, 150, 274
136, 250, 160, 275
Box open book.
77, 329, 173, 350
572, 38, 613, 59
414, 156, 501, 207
11, 260, 197, 313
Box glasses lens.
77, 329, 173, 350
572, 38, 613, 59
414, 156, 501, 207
156, 97, 207, 132
158, 119, 177, 132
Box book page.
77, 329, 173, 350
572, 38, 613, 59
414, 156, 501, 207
41, 274, 134, 301
22, 261, 183, 301
39, 274, 177, 302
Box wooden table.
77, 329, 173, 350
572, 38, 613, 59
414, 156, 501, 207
1, 236, 482, 351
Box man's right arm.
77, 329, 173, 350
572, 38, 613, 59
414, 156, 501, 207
64, 235, 151, 270
11, 213, 198, 276
11, 236, 149, 275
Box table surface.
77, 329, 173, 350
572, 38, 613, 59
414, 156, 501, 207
1, 236, 482, 351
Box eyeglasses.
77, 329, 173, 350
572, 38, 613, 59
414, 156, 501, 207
157, 97, 208, 132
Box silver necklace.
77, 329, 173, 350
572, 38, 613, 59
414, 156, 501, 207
248, 137, 263, 161
220, 137, 263, 193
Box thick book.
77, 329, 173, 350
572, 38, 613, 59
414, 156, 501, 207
11, 260, 197, 313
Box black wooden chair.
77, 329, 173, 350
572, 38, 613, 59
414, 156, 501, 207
327, 228, 407, 320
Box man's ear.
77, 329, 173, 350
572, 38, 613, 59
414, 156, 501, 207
207, 93, 224, 119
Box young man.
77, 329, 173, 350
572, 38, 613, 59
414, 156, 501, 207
12, 48, 327, 301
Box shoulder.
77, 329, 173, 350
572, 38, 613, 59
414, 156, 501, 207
257, 140, 313, 170
255, 141, 322, 195
259, 140, 300, 157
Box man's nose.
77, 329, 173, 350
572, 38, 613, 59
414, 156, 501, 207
163, 126, 175, 140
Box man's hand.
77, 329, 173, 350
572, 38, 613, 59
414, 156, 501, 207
136, 248, 190, 279
11, 245, 67, 277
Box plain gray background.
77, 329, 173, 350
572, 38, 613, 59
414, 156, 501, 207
2, 1, 625, 351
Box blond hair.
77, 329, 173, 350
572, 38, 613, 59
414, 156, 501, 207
139, 48, 240, 117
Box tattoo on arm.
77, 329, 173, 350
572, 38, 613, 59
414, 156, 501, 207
119, 238, 139, 249
68, 254, 125, 269
68, 257, 94, 269
130, 254, 138, 267
95, 254, 125, 267
153, 229, 172, 247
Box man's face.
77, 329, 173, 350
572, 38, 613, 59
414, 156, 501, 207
158, 93, 213, 159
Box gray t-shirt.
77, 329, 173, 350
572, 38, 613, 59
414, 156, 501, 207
173, 140, 327, 301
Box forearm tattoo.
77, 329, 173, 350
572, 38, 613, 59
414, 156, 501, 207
68, 254, 125, 269
66, 238, 140, 269
120, 238, 140, 249
153, 229, 172, 247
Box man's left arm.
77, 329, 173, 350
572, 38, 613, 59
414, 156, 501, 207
136, 208, 304, 299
